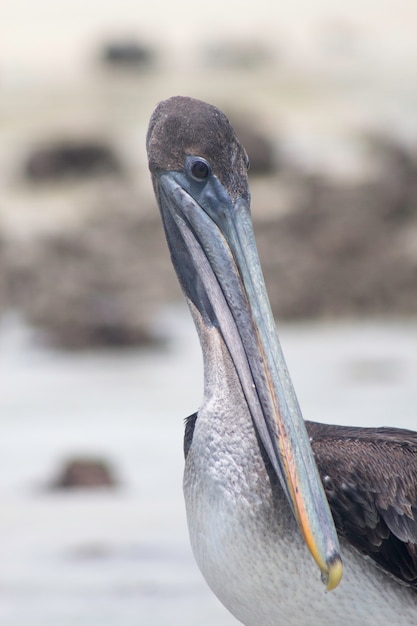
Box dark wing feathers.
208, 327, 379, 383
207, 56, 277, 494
184, 412, 198, 459
307, 421, 417, 587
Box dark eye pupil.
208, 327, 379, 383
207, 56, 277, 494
191, 160, 209, 179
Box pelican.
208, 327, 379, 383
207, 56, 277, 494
147, 96, 417, 625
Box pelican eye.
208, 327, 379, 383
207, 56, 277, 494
188, 157, 211, 181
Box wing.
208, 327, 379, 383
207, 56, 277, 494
307, 421, 417, 588
184, 411, 198, 459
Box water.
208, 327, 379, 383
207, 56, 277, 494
1, 306, 417, 625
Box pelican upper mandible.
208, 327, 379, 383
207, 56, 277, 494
147, 95, 417, 626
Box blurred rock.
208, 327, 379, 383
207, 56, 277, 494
99, 39, 156, 70
0, 234, 7, 314
4, 202, 178, 349
256, 144, 417, 318
3, 134, 417, 338
365, 134, 417, 221
23, 141, 123, 182
232, 117, 277, 175
51, 457, 117, 489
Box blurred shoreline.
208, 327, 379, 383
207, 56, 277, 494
2, 2, 417, 350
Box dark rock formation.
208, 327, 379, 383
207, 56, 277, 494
4, 204, 178, 349
51, 457, 117, 489
256, 164, 417, 318
99, 40, 156, 70
2, 134, 417, 348
23, 141, 123, 182
232, 118, 277, 175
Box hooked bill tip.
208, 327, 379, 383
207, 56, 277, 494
321, 553, 343, 591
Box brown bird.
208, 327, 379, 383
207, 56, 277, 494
147, 95, 417, 625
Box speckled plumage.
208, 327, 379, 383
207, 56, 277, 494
184, 311, 417, 625
147, 96, 249, 202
